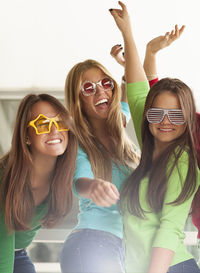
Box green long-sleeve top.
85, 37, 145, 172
0, 200, 47, 273
123, 81, 200, 273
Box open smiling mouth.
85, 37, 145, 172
46, 139, 62, 144
95, 99, 108, 106
158, 128, 175, 132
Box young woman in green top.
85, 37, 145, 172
0, 93, 77, 273
110, 2, 200, 273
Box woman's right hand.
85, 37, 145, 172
109, 1, 132, 36
88, 179, 120, 207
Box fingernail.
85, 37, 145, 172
109, 8, 113, 11
122, 52, 125, 56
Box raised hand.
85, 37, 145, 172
146, 25, 185, 54
110, 44, 125, 67
144, 25, 185, 80
109, 1, 146, 83
109, 1, 131, 35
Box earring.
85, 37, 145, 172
26, 137, 31, 145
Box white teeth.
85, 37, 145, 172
46, 139, 61, 144
95, 99, 108, 106
160, 128, 173, 132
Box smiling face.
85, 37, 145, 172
80, 67, 113, 123
27, 101, 68, 159
149, 91, 186, 149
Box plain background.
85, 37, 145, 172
0, 0, 199, 110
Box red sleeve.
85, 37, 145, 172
149, 78, 158, 88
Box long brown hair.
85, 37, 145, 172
121, 78, 198, 218
0, 94, 77, 232
65, 59, 139, 181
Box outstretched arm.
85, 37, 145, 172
144, 25, 185, 81
76, 177, 119, 207
74, 147, 119, 207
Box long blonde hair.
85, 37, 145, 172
65, 59, 139, 180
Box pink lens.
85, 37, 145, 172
101, 78, 113, 89
83, 82, 95, 94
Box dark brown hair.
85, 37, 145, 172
0, 94, 77, 232
120, 78, 198, 217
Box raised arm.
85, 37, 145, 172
110, 24, 185, 84
109, 1, 147, 84
144, 25, 185, 81
109, 1, 148, 148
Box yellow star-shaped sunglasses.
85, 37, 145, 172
27, 114, 69, 135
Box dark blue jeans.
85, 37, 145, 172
168, 259, 200, 273
14, 249, 36, 273
60, 229, 125, 273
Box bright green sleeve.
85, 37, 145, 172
126, 81, 149, 148
152, 151, 200, 251
0, 211, 15, 273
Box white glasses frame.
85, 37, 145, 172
146, 108, 186, 125
80, 77, 114, 96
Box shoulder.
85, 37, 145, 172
169, 148, 189, 167
167, 148, 198, 188
77, 145, 89, 159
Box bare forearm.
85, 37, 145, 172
123, 30, 147, 84
147, 247, 174, 273
143, 49, 157, 81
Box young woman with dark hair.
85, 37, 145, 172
110, 2, 200, 273
111, 19, 200, 243
0, 93, 77, 273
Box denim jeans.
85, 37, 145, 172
168, 259, 200, 273
60, 229, 125, 273
13, 249, 36, 273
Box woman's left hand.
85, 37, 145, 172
110, 44, 125, 67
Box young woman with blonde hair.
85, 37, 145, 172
0, 93, 77, 273
60, 57, 139, 273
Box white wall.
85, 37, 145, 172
0, 0, 199, 110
